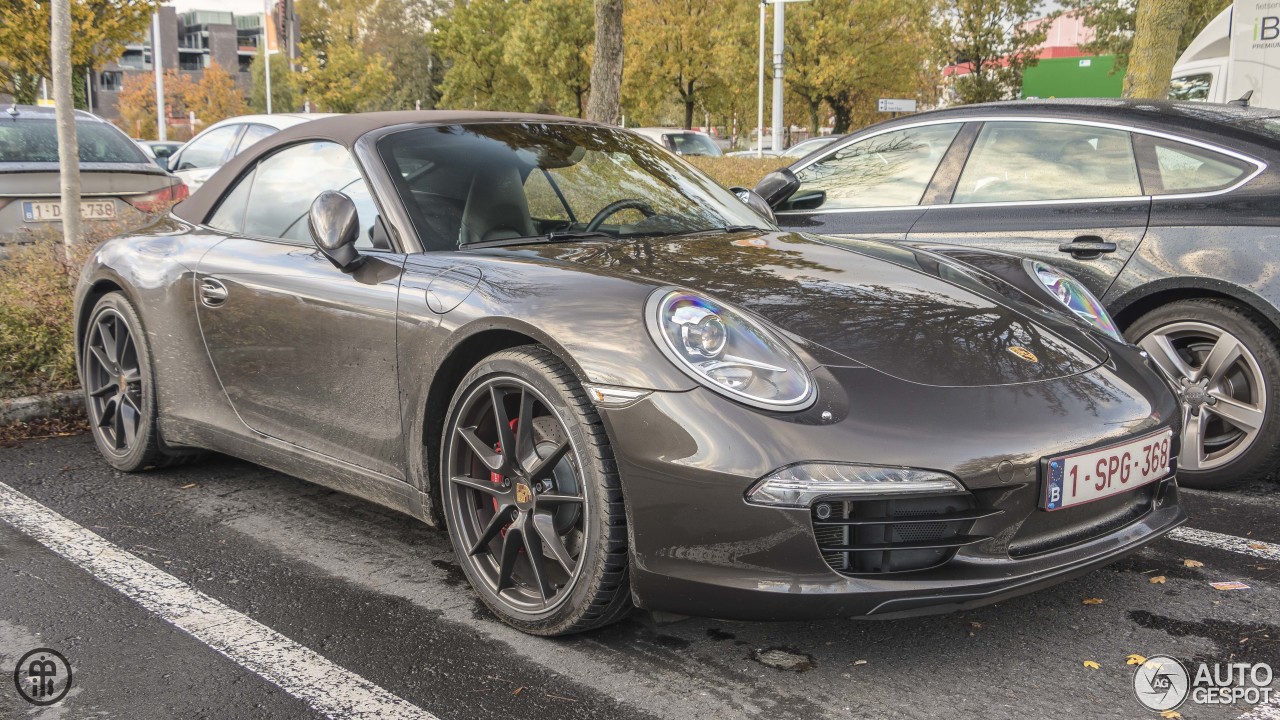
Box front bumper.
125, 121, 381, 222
599, 352, 1185, 621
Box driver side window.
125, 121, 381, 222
784, 124, 961, 211
207, 141, 383, 249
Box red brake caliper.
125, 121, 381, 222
491, 418, 520, 539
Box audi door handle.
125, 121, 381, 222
199, 279, 228, 307
1058, 237, 1117, 255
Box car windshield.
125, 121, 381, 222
0, 117, 149, 163
378, 122, 765, 250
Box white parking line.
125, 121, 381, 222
0, 481, 438, 720
1240, 696, 1280, 720
1168, 527, 1280, 562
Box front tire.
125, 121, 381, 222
82, 292, 174, 472
440, 345, 631, 635
1128, 298, 1280, 489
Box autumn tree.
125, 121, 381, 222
183, 63, 246, 125
624, 0, 736, 128
0, 0, 157, 102
939, 0, 1047, 104
299, 41, 396, 112
784, 0, 937, 134
366, 0, 442, 110
507, 0, 594, 116
434, 0, 531, 110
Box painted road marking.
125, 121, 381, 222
0, 481, 438, 720
1168, 527, 1280, 562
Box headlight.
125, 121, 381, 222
646, 287, 814, 410
746, 464, 965, 507
1030, 261, 1123, 341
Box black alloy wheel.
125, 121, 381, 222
441, 346, 631, 635
82, 293, 176, 471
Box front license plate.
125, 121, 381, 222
1043, 429, 1173, 511
22, 200, 116, 222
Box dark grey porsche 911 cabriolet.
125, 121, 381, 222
74, 111, 1185, 636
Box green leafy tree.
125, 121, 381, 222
940, 0, 1048, 104
249, 50, 297, 114
365, 0, 443, 110
507, 0, 594, 116
434, 0, 532, 110
298, 41, 396, 112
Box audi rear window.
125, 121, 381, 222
0, 117, 149, 164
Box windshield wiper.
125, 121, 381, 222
545, 230, 615, 242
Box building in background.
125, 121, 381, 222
91, 2, 299, 136
942, 12, 1124, 103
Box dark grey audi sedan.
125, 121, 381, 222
75, 111, 1183, 635
758, 99, 1280, 489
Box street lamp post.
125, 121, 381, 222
153, 12, 165, 141
755, 0, 811, 157
263, 0, 272, 114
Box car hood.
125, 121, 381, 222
499, 231, 1108, 387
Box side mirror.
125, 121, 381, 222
308, 190, 364, 271
729, 186, 777, 223
752, 168, 800, 209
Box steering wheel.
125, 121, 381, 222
585, 199, 656, 232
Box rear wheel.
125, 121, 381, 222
83, 293, 171, 471
1128, 299, 1280, 489
440, 346, 631, 635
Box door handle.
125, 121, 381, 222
1058, 236, 1117, 256
199, 278, 228, 307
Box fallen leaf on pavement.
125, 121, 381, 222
1083, 660, 1100, 669
1082, 598, 1105, 605
1249, 543, 1268, 550
179, 483, 197, 489
969, 621, 983, 629
1150, 575, 1167, 584
1126, 654, 1147, 665
512, 687, 525, 696
1160, 711, 1182, 719
1183, 559, 1204, 568
1210, 581, 1251, 590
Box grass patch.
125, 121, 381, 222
687, 156, 788, 189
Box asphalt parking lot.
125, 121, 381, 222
2, 433, 1278, 720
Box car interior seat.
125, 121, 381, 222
458, 164, 536, 245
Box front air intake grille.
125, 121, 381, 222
811, 496, 1001, 575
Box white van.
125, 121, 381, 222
1171, 2, 1280, 108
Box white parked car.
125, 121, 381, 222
169, 113, 337, 192
630, 127, 723, 156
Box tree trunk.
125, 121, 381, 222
1124, 0, 1191, 99
585, 0, 623, 124
807, 99, 820, 135
683, 80, 695, 129
51, 0, 81, 258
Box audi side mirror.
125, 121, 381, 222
753, 168, 800, 209
308, 190, 364, 271
730, 186, 777, 223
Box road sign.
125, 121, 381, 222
877, 98, 917, 113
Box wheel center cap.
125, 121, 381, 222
1183, 384, 1209, 408
514, 482, 534, 509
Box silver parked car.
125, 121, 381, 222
167, 113, 336, 192
0, 105, 186, 250
630, 127, 724, 156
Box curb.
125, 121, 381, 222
1, 389, 83, 424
